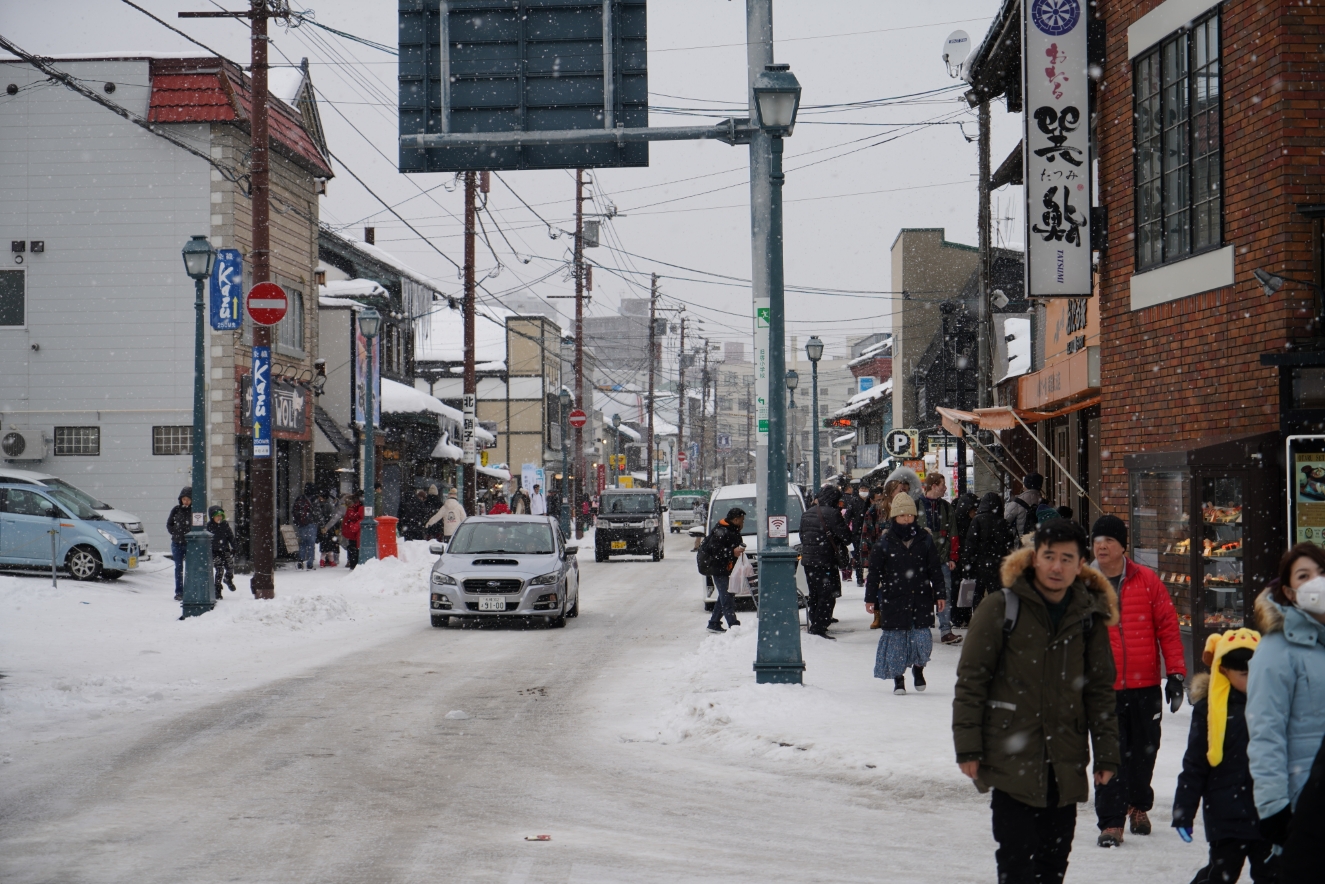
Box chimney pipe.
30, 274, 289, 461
364, 227, 375, 245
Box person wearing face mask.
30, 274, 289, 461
866, 493, 946, 693
845, 481, 872, 586
1246, 543, 1325, 879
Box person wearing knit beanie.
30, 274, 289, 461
889, 492, 917, 519
1171, 628, 1272, 882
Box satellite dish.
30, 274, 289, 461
943, 30, 971, 78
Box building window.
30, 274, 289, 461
152, 425, 193, 455
1134, 11, 1222, 271
276, 286, 305, 354
0, 269, 24, 326
54, 426, 100, 456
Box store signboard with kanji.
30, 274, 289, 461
1022, 0, 1092, 297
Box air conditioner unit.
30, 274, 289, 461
0, 426, 48, 462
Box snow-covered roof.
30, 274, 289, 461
478, 465, 511, 481
379, 378, 493, 442
430, 435, 464, 460
831, 432, 857, 447
267, 66, 305, 104
830, 379, 893, 419
318, 295, 364, 309
329, 233, 445, 292
321, 279, 388, 299
615, 424, 642, 442
448, 361, 506, 373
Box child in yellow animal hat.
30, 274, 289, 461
1172, 628, 1272, 883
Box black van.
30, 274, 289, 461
594, 489, 664, 562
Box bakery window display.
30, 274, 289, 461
1200, 477, 1244, 631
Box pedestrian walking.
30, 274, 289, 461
166, 487, 192, 601
699, 506, 747, 633
321, 491, 345, 567
342, 491, 365, 569
866, 493, 945, 692
953, 519, 1120, 884
206, 505, 237, 597
1247, 543, 1325, 879
858, 486, 890, 628
958, 492, 1016, 620
510, 487, 531, 514
920, 473, 962, 645
950, 492, 980, 628
436, 489, 467, 539
799, 484, 853, 640
1004, 472, 1044, 537
1173, 628, 1275, 884
845, 479, 871, 586
530, 483, 547, 516
488, 495, 511, 515
293, 483, 319, 570
1090, 514, 1187, 847
399, 488, 430, 541
423, 484, 443, 540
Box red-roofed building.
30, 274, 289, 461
0, 54, 333, 554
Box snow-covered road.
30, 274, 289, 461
3, 535, 1211, 882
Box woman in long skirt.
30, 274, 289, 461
866, 493, 946, 694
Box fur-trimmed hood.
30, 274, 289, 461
1254, 587, 1285, 635
1189, 671, 1211, 703
999, 546, 1121, 627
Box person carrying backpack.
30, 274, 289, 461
293, 483, 319, 570
953, 519, 1120, 884
799, 485, 853, 640
1004, 473, 1044, 537
700, 507, 747, 634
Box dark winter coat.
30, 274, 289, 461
954, 492, 980, 548
920, 495, 958, 563
843, 492, 870, 543
398, 494, 430, 541
865, 524, 945, 630
167, 496, 192, 543
798, 503, 852, 569
857, 503, 889, 563
1173, 674, 1261, 842
292, 493, 319, 528
699, 520, 745, 576
952, 546, 1121, 808
1106, 557, 1187, 690
960, 494, 1015, 598
206, 519, 237, 559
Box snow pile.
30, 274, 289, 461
224, 591, 354, 630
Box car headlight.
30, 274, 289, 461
431, 571, 457, 585
97, 529, 119, 544
530, 571, 560, 586
643, 518, 659, 529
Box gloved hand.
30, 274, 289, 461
1166, 674, 1185, 712
1259, 806, 1293, 846
1176, 827, 1193, 843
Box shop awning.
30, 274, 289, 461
478, 465, 511, 481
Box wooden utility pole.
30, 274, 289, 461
646, 273, 658, 489
462, 171, 477, 513
676, 316, 687, 485
573, 168, 586, 536
699, 340, 711, 488
978, 99, 993, 410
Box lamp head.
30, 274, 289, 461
559, 388, 573, 407
991, 289, 1010, 309
753, 63, 802, 137
786, 369, 799, 391
181, 234, 216, 280
358, 307, 382, 339
805, 335, 824, 363
1254, 268, 1285, 297
611, 413, 621, 428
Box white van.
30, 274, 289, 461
698, 483, 808, 610
0, 467, 151, 558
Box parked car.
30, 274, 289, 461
594, 488, 665, 561
0, 467, 151, 559
667, 489, 710, 534
427, 516, 579, 628
0, 482, 139, 580
697, 483, 809, 611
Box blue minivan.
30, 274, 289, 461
0, 482, 139, 580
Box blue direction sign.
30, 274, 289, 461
209, 248, 243, 331
251, 346, 272, 458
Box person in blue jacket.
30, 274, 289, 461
1246, 543, 1325, 858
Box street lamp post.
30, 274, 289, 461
358, 307, 382, 562
559, 388, 573, 539
786, 369, 799, 484
611, 413, 621, 488
181, 235, 216, 619
805, 336, 823, 493
752, 63, 804, 685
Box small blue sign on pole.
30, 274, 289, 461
252, 346, 272, 458
209, 248, 243, 331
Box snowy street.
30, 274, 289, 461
4, 534, 1209, 882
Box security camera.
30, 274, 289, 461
991, 289, 1010, 309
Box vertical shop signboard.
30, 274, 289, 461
1289, 436, 1325, 546
596, 463, 607, 496
1023, 0, 1092, 297
462, 393, 477, 459
251, 346, 272, 458
209, 248, 243, 330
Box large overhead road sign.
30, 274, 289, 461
398, 0, 649, 173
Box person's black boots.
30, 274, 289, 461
893, 677, 906, 695
913, 667, 927, 692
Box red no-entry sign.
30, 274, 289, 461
568, 409, 588, 429
246, 282, 288, 326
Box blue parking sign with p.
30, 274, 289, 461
209, 248, 243, 330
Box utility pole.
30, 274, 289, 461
745, 380, 753, 484
646, 273, 658, 489
573, 168, 586, 536
677, 316, 687, 485
977, 99, 992, 411
699, 340, 711, 488
183, 0, 275, 597
462, 171, 477, 513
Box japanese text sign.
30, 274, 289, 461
1023, 0, 1092, 297
251, 346, 272, 458
209, 248, 243, 331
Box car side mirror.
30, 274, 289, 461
564, 545, 579, 556
428, 541, 447, 556
44, 506, 58, 519
688, 525, 706, 537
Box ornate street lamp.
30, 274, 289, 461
180, 235, 216, 618
358, 307, 382, 561
752, 63, 804, 684
805, 336, 823, 493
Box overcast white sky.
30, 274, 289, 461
6, 0, 1025, 359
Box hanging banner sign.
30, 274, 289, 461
1023, 0, 1092, 297
754, 297, 770, 444
251, 346, 272, 458
209, 248, 243, 331
462, 393, 477, 459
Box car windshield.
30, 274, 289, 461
448, 522, 556, 555
709, 493, 804, 536
44, 488, 103, 521
601, 494, 657, 514
40, 477, 110, 510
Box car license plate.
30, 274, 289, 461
611, 540, 627, 550
128, 556, 138, 569
479, 596, 506, 611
